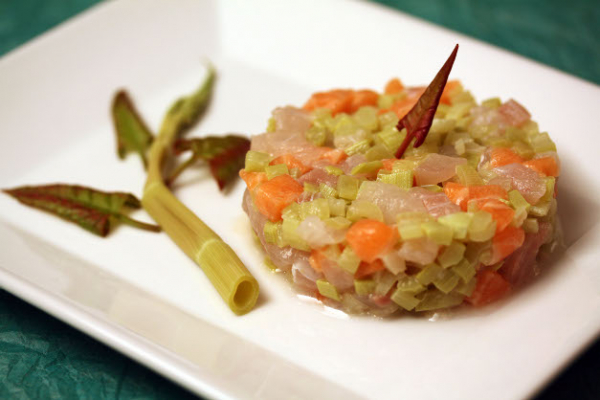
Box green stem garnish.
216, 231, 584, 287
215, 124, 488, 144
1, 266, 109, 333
3, 184, 160, 236
395, 44, 459, 158
142, 65, 259, 315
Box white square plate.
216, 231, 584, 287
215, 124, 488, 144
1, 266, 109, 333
1, 1, 599, 399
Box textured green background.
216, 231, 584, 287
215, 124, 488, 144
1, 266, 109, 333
1, 0, 598, 399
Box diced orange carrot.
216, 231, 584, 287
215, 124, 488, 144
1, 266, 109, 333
355, 259, 386, 279
444, 182, 508, 211
522, 157, 559, 177
491, 225, 525, 264
350, 90, 379, 113
443, 182, 470, 210
346, 219, 397, 263
309, 249, 326, 272
472, 198, 515, 232
466, 270, 511, 307
384, 78, 404, 94
270, 154, 312, 176
318, 148, 348, 164
468, 185, 509, 201
239, 169, 268, 191
390, 99, 416, 119
303, 89, 354, 116
440, 80, 461, 105
253, 174, 303, 222
489, 148, 524, 168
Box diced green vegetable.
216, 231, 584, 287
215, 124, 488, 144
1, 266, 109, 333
354, 106, 379, 131
306, 125, 327, 146
416, 263, 444, 285
338, 246, 361, 274
344, 139, 371, 156
321, 244, 341, 261
438, 212, 473, 240
481, 97, 501, 109
351, 160, 383, 175
347, 200, 384, 222
454, 279, 477, 296
244, 151, 271, 172
365, 144, 394, 161
456, 164, 484, 186
397, 212, 431, 240
264, 257, 278, 271
437, 241, 466, 268
377, 93, 405, 109
396, 275, 426, 295
509, 190, 531, 211
263, 221, 279, 244
455, 116, 473, 131
421, 221, 453, 246
451, 258, 476, 283
391, 159, 414, 172
468, 211, 496, 242
464, 241, 492, 265
391, 290, 420, 311
378, 111, 400, 129
328, 198, 346, 217
281, 219, 310, 251
377, 169, 413, 189
375, 272, 398, 296
454, 276, 476, 296
377, 127, 405, 153
299, 198, 330, 220
319, 183, 337, 199
430, 118, 456, 134
529, 177, 555, 217
511, 141, 535, 159
415, 290, 463, 311
266, 118, 277, 133
325, 216, 352, 230
398, 223, 424, 240
265, 163, 289, 180
446, 102, 472, 120
529, 132, 556, 153
432, 269, 461, 294
436, 103, 450, 117
337, 175, 360, 200
312, 108, 333, 128
317, 279, 341, 301
281, 202, 300, 220
354, 279, 377, 296
522, 218, 539, 233
422, 185, 443, 193
325, 166, 344, 176
303, 182, 318, 194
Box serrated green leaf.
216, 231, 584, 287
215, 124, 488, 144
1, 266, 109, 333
4, 184, 160, 237
112, 90, 154, 167
168, 135, 250, 189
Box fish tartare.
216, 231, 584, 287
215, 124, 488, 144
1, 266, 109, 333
240, 73, 560, 316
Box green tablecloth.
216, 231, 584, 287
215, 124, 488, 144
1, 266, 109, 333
1, 1, 598, 398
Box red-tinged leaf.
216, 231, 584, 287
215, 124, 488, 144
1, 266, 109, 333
3, 184, 160, 237
395, 44, 459, 159
168, 135, 251, 190
112, 90, 154, 168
